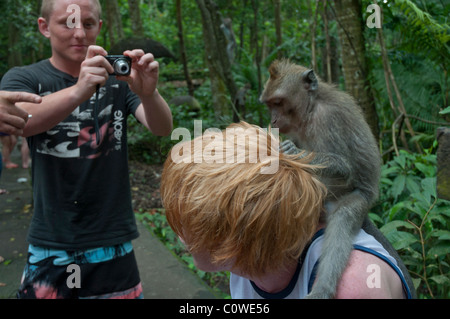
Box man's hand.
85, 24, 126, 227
75, 45, 114, 101
0, 91, 42, 135
117, 50, 160, 98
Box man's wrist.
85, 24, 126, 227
139, 88, 160, 104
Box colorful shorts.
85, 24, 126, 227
18, 242, 143, 299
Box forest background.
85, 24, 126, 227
0, 0, 449, 299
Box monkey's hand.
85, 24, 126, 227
281, 140, 307, 158
281, 140, 353, 190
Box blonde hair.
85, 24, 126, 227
41, 0, 102, 21
161, 122, 326, 278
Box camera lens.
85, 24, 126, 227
113, 59, 130, 76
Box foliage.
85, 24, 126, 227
363, 0, 448, 154
371, 145, 450, 299
371, 56, 445, 143
392, 0, 450, 64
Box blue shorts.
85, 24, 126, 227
18, 242, 143, 299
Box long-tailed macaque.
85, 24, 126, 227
260, 59, 414, 299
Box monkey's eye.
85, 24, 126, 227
271, 98, 283, 107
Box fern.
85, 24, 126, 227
392, 0, 450, 64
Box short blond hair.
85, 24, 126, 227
41, 0, 102, 21
161, 121, 326, 278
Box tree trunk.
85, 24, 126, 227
273, 0, 283, 59
310, 0, 320, 73
321, 2, 340, 84
8, 23, 23, 68
128, 0, 145, 37
7, 0, 23, 67
250, 0, 262, 94
104, 0, 124, 47
333, 0, 380, 140
322, 0, 332, 83
196, 0, 238, 120
176, 0, 195, 96
436, 127, 450, 201
237, 0, 247, 63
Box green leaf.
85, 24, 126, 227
380, 220, 415, 234
439, 106, 450, 115
394, 154, 406, 169
415, 162, 436, 177
434, 204, 450, 218
432, 230, 450, 241
412, 277, 422, 289
391, 174, 406, 198
369, 213, 383, 225
405, 176, 421, 194
387, 201, 406, 220
427, 243, 450, 258
381, 177, 393, 186
382, 166, 401, 176
429, 275, 450, 285
421, 177, 437, 200
385, 231, 418, 250
409, 196, 432, 219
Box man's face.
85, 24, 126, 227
40, 0, 102, 64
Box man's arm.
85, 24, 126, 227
19, 86, 87, 137
17, 46, 114, 137
334, 250, 405, 299
134, 90, 173, 137
118, 50, 173, 136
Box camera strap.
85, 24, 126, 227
94, 84, 101, 146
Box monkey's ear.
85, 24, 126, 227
269, 61, 280, 79
301, 70, 318, 93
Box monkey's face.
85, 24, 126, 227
260, 63, 305, 135
260, 60, 317, 136
261, 83, 301, 135
264, 97, 297, 134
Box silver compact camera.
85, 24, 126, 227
105, 55, 132, 76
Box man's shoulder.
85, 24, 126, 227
2, 60, 51, 83
8, 59, 50, 74
334, 250, 405, 299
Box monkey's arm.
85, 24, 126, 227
281, 140, 353, 187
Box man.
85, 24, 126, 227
0, 0, 172, 299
